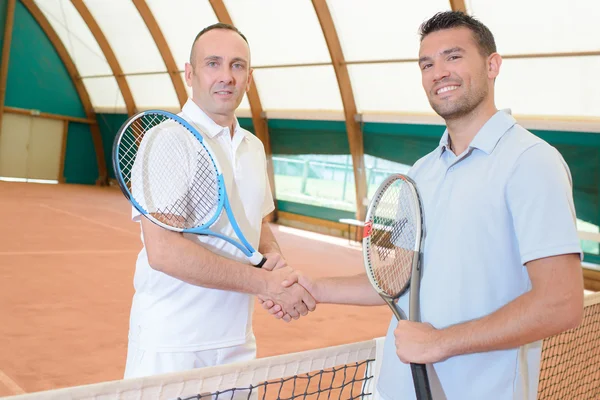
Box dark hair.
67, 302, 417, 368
189, 23, 249, 63
419, 11, 496, 56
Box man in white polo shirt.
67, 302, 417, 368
123, 23, 316, 379
262, 11, 584, 399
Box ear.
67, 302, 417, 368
246, 68, 254, 92
184, 62, 193, 87
487, 53, 502, 80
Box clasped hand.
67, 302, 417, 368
258, 253, 316, 322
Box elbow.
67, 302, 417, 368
556, 293, 584, 333
145, 241, 168, 272
563, 301, 583, 331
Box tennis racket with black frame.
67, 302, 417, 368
362, 174, 432, 400
112, 109, 267, 268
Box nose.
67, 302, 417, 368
218, 66, 234, 85
432, 64, 450, 82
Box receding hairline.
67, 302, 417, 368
189, 26, 250, 65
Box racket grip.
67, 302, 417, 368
254, 257, 267, 268
410, 363, 433, 400
248, 252, 267, 268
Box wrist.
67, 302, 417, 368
437, 325, 463, 360
250, 267, 272, 297
311, 278, 325, 304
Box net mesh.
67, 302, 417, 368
365, 176, 420, 297
4, 340, 378, 400
116, 113, 220, 230
4, 293, 599, 400
537, 291, 600, 400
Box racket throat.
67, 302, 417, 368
383, 296, 407, 321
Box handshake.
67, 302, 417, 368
257, 252, 317, 322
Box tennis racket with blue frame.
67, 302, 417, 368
112, 109, 267, 268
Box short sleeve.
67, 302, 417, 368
506, 143, 582, 264
261, 152, 276, 219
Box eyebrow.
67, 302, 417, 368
418, 47, 465, 64
204, 55, 248, 64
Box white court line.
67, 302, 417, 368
0, 249, 135, 256
0, 369, 25, 395
38, 204, 137, 237
276, 225, 362, 251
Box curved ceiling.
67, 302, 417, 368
33, 0, 600, 124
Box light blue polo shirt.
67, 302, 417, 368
376, 110, 582, 400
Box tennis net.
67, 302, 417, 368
3, 339, 382, 400
4, 292, 599, 400
537, 291, 600, 400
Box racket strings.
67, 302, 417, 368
117, 113, 220, 230
186, 153, 221, 220
369, 179, 419, 297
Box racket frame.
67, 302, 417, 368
113, 109, 265, 266
362, 173, 432, 400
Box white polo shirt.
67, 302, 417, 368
376, 110, 582, 400
128, 99, 274, 352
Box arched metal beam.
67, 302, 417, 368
21, 0, 108, 185
449, 0, 467, 13
131, 0, 188, 108
208, 0, 278, 220
0, 0, 17, 134
70, 0, 136, 116
312, 0, 368, 225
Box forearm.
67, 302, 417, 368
143, 221, 269, 295
258, 219, 281, 254
313, 273, 385, 306
439, 287, 582, 358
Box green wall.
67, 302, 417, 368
1, 1, 598, 263
2, 0, 99, 184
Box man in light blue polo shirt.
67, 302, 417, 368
262, 11, 584, 399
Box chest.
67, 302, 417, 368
415, 151, 512, 239
204, 135, 266, 203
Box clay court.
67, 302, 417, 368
2, 1, 600, 398
0, 181, 392, 397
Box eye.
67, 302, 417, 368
421, 63, 433, 71
207, 61, 218, 67
233, 63, 244, 69
448, 55, 461, 61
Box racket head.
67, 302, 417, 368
362, 174, 424, 300
112, 110, 224, 232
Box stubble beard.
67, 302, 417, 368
430, 84, 488, 121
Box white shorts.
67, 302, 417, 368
123, 336, 257, 379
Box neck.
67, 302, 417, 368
192, 98, 236, 136
446, 100, 497, 155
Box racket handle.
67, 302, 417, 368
410, 363, 433, 400
249, 252, 267, 268
254, 257, 267, 268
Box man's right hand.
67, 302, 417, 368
261, 272, 318, 322
259, 267, 316, 321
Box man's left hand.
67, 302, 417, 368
394, 320, 449, 364
260, 252, 287, 271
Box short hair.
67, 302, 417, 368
189, 23, 249, 64
418, 11, 497, 56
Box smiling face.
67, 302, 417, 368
184, 28, 252, 125
418, 27, 497, 120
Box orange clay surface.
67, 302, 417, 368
0, 181, 390, 396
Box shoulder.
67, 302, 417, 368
503, 125, 567, 174
241, 127, 267, 152
407, 147, 441, 179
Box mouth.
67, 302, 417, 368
435, 85, 460, 96
214, 90, 234, 96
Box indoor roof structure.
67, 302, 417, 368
21, 0, 600, 129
